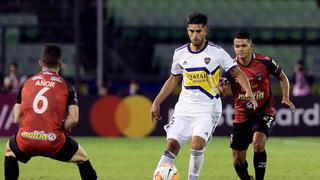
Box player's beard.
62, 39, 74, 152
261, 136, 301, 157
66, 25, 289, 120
191, 38, 204, 48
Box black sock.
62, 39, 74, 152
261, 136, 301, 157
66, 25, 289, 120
254, 151, 267, 180
234, 160, 250, 180
77, 160, 97, 180
5, 156, 19, 180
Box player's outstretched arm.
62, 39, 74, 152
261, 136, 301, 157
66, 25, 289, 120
151, 74, 182, 122
278, 71, 295, 112
231, 67, 258, 109
64, 105, 79, 132
13, 103, 22, 124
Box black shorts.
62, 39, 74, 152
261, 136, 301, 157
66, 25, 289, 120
230, 114, 274, 150
9, 136, 79, 163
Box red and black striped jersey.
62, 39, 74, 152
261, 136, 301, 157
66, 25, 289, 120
226, 53, 281, 123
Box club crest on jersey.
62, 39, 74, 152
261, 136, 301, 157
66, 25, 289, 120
204, 57, 211, 64
256, 72, 263, 81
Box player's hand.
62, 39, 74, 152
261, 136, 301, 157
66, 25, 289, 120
245, 92, 258, 110
281, 97, 295, 112
64, 129, 72, 135
151, 103, 162, 123
62, 119, 72, 135
218, 77, 229, 96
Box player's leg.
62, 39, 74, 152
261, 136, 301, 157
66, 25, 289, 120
252, 132, 267, 180
157, 138, 180, 167
71, 145, 97, 180
4, 140, 19, 180
188, 115, 218, 180
52, 136, 97, 180
157, 116, 191, 167
4, 136, 31, 180
231, 121, 253, 180
188, 135, 206, 180
252, 115, 274, 180
232, 149, 252, 180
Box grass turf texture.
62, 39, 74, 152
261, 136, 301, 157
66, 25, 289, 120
0, 137, 319, 180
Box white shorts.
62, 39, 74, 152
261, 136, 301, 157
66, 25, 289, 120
165, 115, 219, 146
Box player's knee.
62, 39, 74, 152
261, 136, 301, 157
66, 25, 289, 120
166, 139, 180, 155
190, 141, 205, 150
253, 141, 265, 152
233, 155, 246, 165
233, 150, 246, 165
190, 136, 206, 150
4, 141, 15, 157
73, 146, 89, 164
79, 151, 89, 162
75, 155, 89, 164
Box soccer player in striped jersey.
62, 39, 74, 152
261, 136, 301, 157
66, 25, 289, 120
220, 31, 295, 180
151, 12, 257, 180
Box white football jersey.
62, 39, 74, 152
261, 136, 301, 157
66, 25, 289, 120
171, 41, 237, 117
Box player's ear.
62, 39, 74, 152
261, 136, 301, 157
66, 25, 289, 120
58, 60, 63, 68
205, 25, 209, 33
39, 60, 43, 67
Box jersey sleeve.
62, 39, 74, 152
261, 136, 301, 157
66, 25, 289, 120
66, 82, 78, 106
170, 51, 183, 75
217, 49, 238, 73
262, 58, 282, 78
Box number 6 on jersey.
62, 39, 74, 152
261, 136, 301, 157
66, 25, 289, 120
32, 87, 50, 114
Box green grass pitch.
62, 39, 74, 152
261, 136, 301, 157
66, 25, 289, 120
0, 137, 319, 179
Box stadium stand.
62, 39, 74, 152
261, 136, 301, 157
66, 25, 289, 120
0, 0, 319, 85
108, 0, 320, 27
107, 0, 320, 78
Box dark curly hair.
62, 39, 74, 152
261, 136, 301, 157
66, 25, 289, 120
187, 12, 208, 26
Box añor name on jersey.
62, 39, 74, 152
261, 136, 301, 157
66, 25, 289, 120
35, 80, 55, 88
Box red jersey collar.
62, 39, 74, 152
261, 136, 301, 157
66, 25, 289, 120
236, 53, 255, 67
41, 69, 59, 75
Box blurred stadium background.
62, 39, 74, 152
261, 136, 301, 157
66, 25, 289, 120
0, 0, 320, 179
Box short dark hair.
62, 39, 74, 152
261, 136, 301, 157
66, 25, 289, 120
40, 43, 62, 68
234, 31, 252, 40
187, 12, 208, 26
10, 62, 18, 68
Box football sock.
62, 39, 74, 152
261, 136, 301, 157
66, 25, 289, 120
157, 150, 176, 167
5, 156, 19, 180
77, 160, 97, 180
189, 174, 199, 180
234, 160, 250, 180
188, 149, 204, 180
254, 151, 267, 180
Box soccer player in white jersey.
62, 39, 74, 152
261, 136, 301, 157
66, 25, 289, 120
151, 12, 258, 180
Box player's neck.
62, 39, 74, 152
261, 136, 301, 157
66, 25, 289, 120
42, 67, 59, 73
238, 55, 252, 66
190, 40, 206, 52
